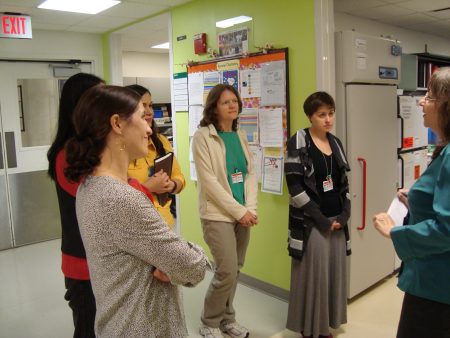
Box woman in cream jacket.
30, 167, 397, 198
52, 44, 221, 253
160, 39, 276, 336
192, 84, 257, 338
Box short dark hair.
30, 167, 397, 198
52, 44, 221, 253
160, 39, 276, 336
200, 84, 242, 131
47, 73, 104, 180
126, 84, 166, 156
303, 91, 335, 117
65, 85, 141, 182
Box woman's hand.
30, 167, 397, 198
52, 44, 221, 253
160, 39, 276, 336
142, 170, 171, 194
331, 221, 342, 231
238, 211, 258, 227
373, 213, 395, 238
397, 188, 409, 209
152, 268, 170, 282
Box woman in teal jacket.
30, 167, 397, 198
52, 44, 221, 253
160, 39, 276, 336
373, 67, 450, 338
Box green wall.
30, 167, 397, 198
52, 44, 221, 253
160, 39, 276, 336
172, 0, 316, 290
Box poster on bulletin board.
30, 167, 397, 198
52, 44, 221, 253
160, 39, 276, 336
187, 48, 289, 195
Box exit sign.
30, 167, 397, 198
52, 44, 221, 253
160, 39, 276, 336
1, 13, 32, 39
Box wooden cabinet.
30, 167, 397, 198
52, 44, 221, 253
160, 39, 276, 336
400, 53, 450, 91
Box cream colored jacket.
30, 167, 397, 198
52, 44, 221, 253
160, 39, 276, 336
192, 125, 257, 223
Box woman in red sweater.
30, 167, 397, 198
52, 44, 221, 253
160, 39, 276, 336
47, 73, 104, 338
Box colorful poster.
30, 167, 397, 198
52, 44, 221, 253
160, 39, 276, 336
240, 68, 261, 98
203, 71, 221, 103
222, 70, 239, 90
239, 108, 258, 144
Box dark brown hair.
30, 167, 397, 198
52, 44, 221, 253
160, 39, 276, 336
429, 67, 450, 159
303, 91, 335, 117
65, 85, 141, 182
200, 84, 242, 132
47, 73, 104, 180
126, 84, 166, 156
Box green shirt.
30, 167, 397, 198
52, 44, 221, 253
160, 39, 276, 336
218, 131, 248, 205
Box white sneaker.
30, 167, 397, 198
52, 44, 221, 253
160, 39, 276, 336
199, 325, 225, 338
220, 321, 249, 338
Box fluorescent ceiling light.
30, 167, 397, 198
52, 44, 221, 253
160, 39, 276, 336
38, 0, 120, 15
152, 42, 169, 49
216, 16, 252, 28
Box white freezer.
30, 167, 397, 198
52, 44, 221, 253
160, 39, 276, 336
343, 84, 398, 298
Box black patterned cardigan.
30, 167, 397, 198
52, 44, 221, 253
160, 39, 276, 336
284, 129, 352, 260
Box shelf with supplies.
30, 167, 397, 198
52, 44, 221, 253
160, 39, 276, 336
153, 103, 173, 140
400, 53, 450, 91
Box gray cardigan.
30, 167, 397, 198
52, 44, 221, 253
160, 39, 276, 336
284, 129, 351, 259
76, 176, 207, 337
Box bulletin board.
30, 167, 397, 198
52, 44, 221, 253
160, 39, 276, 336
187, 48, 289, 195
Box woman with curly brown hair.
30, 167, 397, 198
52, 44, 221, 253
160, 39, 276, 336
65, 85, 207, 337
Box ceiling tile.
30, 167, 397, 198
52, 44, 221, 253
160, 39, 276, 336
66, 26, 107, 34
379, 0, 409, 3
334, 0, 386, 13
78, 15, 133, 29
118, 13, 169, 33
31, 22, 71, 30
31, 10, 90, 25
0, 4, 33, 15
377, 12, 437, 26
100, 1, 167, 19
348, 4, 415, 20
396, 0, 450, 12
426, 8, 450, 19
126, 0, 190, 6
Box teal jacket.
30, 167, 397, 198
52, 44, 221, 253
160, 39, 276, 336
391, 144, 450, 305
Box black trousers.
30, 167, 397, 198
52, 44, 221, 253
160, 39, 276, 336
397, 292, 450, 338
64, 277, 96, 338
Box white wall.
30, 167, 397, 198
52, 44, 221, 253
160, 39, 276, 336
0, 30, 103, 75
122, 52, 171, 103
122, 52, 170, 78
335, 13, 450, 56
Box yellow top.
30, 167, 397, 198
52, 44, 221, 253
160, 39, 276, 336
127, 134, 185, 228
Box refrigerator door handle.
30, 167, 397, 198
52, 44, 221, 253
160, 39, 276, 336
357, 157, 367, 231
0, 134, 3, 170
398, 115, 404, 150
398, 155, 404, 189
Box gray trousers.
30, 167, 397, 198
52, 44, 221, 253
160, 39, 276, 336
200, 219, 250, 328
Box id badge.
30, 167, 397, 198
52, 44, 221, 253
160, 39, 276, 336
231, 171, 244, 184
323, 177, 333, 192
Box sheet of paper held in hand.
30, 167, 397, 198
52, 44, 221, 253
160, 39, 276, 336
387, 197, 408, 227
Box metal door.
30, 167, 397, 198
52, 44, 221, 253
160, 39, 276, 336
345, 84, 398, 298
0, 61, 92, 248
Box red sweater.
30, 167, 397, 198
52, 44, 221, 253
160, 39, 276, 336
55, 150, 154, 280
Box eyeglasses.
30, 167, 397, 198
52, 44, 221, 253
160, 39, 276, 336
424, 93, 437, 102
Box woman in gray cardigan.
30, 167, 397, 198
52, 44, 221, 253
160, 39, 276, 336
65, 85, 208, 338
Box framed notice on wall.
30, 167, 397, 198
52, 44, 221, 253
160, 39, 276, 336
187, 48, 290, 195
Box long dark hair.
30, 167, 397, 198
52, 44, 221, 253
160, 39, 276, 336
429, 67, 450, 159
64, 86, 141, 182
47, 73, 104, 180
126, 84, 166, 156
200, 84, 242, 132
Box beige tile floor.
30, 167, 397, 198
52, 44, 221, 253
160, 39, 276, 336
0, 240, 403, 338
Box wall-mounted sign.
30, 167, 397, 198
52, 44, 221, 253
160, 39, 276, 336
1, 13, 32, 39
